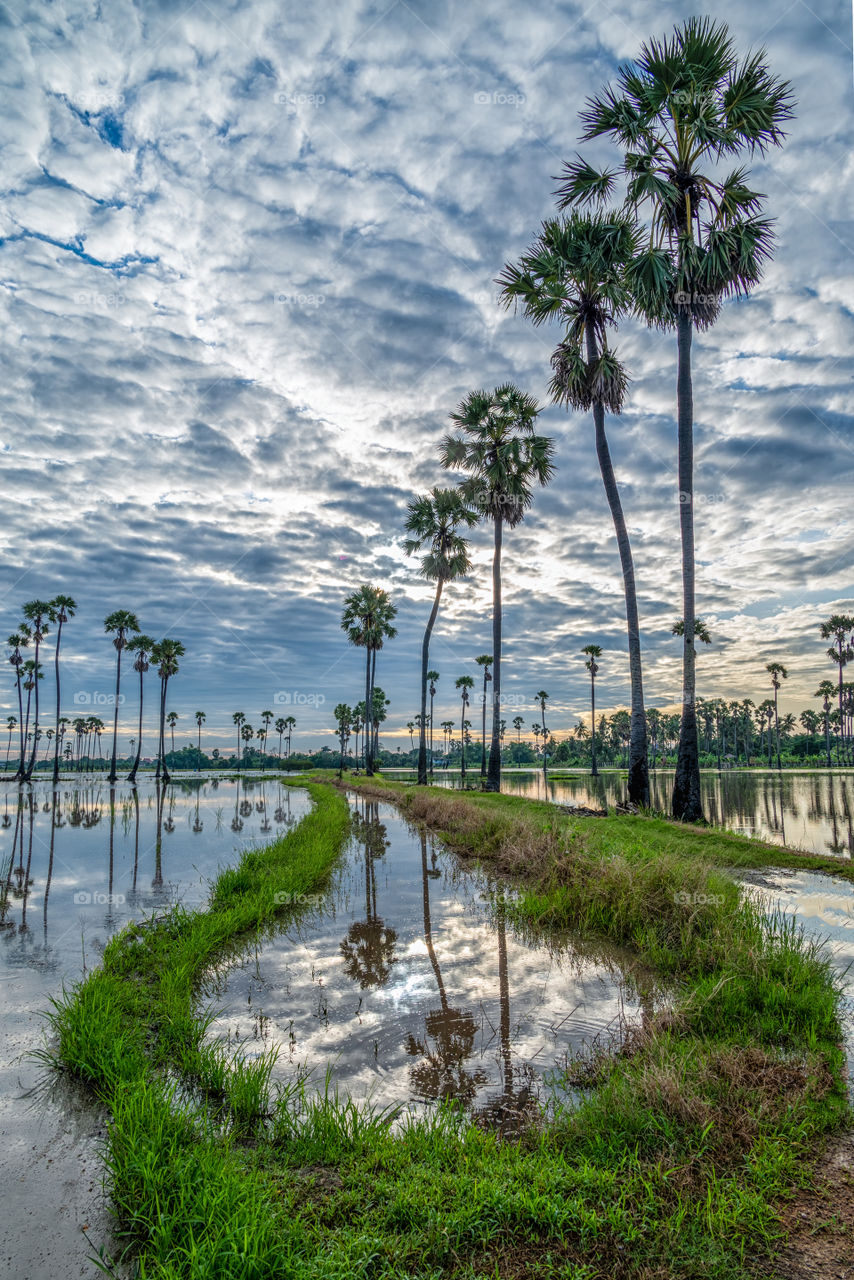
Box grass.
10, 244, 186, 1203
44, 775, 851, 1279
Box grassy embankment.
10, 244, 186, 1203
48, 775, 850, 1279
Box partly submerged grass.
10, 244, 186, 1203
45, 777, 851, 1279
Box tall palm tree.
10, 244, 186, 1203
815, 681, 835, 769
500, 209, 650, 806
406, 721, 416, 750
241, 723, 254, 766
232, 712, 246, 771
513, 716, 524, 743
49, 595, 76, 784
195, 710, 206, 771
820, 615, 853, 763
284, 715, 296, 766
126, 634, 155, 784
5, 716, 17, 773
275, 716, 287, 763
404, 488, 476, 785
21, 601, 53, 781
104, 610, 140, 783
21, 658, 44, 778
535, 690, 549, 779
7, 629, 31, 780
334, 703, 352, 778
151, 639, 185, 783
474, 655, 493, 779
441, 386, 554, 791
341, 584, 398, 777
766, 662, 787, 772
455, 676, 474, 784
260, 709, 273, 771
558, 18, 794, 820
166, 710, 179, 757
581, 645, 602, 776
427, 671, 439, 776
440, 720, 454, 758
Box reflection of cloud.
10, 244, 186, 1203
2, 2, 852, 737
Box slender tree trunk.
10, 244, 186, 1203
486, 516, 503, 792
364, 647, 374, 776
590, 672, 598, 776
774, 690, 781, 771
14, 674, 25, 781
52, 619, 64, 784
160, 678, 171, 783
460, 698, 467, 784
24, 638, 42, 781
418, 581, 443, 785
108, 644, 122, 782
672, 312, 703, 822
586, 328, 649, 806
428, 691, 435, 779
128, 666, 144, 783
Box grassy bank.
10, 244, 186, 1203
47, 777, 850, 1279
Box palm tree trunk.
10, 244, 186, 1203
160, 677, 170, 783
671, 312, 703, 822
418, 581, 443, 786
14, 674, 25, 781
128, 667, 144, 783
460, 699, 467, 784
108, 645, 122, 783
480, 672, 488, 779
774, 691, 781, 771
364, 647, 374, 776
24, 639, 42, 781
586, 328, 649, 807
486, 515, 503, 792
52, 619, 64, 784
590, 672, 598, 776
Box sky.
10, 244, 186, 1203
1, 0, 853, 753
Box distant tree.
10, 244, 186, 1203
474, 655, 493, 779
766, 662, 788, 771
21, 601, 53, 780
151, 639, 185, 782
50, 595, 76, 783
581, 645, 602, 776
126, 635, 155, 784
455, 676, 474, 784
195, 710, 206, 770
104, 610, 140, 783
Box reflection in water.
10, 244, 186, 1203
207, 796, 648, 1126
420, 770, 854, 858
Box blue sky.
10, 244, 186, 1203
1, 0, 852, 752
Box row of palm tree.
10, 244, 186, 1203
230, 712, 297, 770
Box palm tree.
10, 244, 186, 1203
104, 610, 140, 783
166, 710, 179, 757
535, 690, 550, 779
4, 716, 17, 773
334, 703, 352, 778
440, 720, 454, 759
151, 639, 185, 783
284, 715, 296, 767
441, 385, 554, 791
406, 721, 415, 750
341, 584, 398, 776
455, 676, 474, 784
765, 662, 787, 772
232, 712, 246, 771
274, 716, 286, 763
512, 716, 524, 743
500, 209, 649, 806
21, 658, 44, 777
49, 595, 76, 784
581, 645, 602, 776
473, 654, 494, 780
21, 601, 53, 781
195, 711, 206, 770
559, 19, 794, 820
672, 618, 712, 646
241, 723, 254, 766
126, 635, 155, 784
404, 488, 476, 785
820, 615, 853, 763
815, 681, 835, 768
427, 671, 439, 776
7, 629, 30, 780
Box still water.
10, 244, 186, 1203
0, 776, 309, 1280
205, 794, 654, 1126
404, 769, 854, 858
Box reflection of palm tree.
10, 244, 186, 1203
339, 802, 398, 987
474, 892, 536, 1134
406, 829, 487, 1105
152, 781, 165, 890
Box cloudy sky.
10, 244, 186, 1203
1, 0, 852, 752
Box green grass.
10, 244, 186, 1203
45, 777, 851, 1279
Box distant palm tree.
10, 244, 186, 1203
284, 715, 296, 766
232, 712, 246, 771
275, 716, 287, 763
241, 723, 254, 766
581, 645, 602, 776
341, 584, 398, 776
815, 681, 835, 768
441, 386, 554, 791
535, 690, 549, 779
126, 635, 155, 784
766, 663, 788, 771
427, 671, 439, 776
21, 658, 44, 776
21, 601, 53, 781
474, 655, 493, 779
455, 676, 474, 784
260, 709, 273, 770
406, 721, 415, 750
166, 710, 179, 756
5, 715, 16, 773
195, 710, 206, 770
151, 639, 185, 783
334, 703, 352, 778
512, 716, 524, 743
820, 615, 853, 763
49, 595, 76, 783
500, 208, 649, 806
7, 628, 31, 779
440, 720, 454, 758
104, 610, 141, 783
404, 488, 476, 785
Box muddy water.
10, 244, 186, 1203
0, 776, 309, 1280
205, 795, 654, 1126
397, 769, 854, 858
